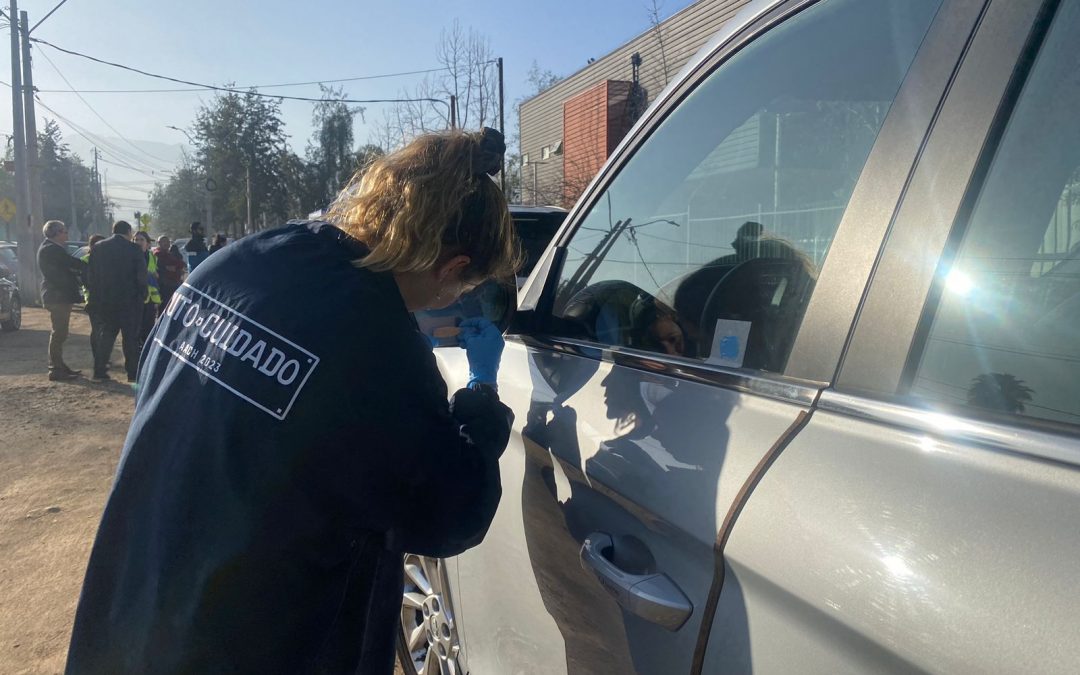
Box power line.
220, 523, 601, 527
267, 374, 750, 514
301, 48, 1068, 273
33, 94, 175, 177
32, 96, 175, 183
36, 46, 176, 169
35, 66, 458, 94
31, 91, 163, 172
29, 0, 71, 35
1, 76, 172, 179
31, 37, 452, 110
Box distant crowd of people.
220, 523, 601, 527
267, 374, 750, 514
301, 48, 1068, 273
36, 219, 227, 383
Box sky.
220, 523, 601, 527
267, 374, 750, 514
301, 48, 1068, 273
1, 0, 696, 221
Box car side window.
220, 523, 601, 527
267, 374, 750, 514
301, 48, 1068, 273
909, 0, 1080, 426
548, 0, 943, 374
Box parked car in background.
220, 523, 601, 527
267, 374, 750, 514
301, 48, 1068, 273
66, 241, 87, 257
414, 205, 567, 346
405, 0, 1080, 673
509, 205, 567, 287
0, 244, 21, 331
0, 242, 17, 283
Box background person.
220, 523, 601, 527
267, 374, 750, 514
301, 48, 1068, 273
86, 221, 147, 382
183, 221, 210, 272
66, 128, 519, 675
154, 234, 184, 314
37, 219, 87, 381
208, 233, 227, 253
134, 231, 161, 348
82, 234, 106, 368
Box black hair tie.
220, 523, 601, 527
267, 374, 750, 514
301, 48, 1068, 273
471, 127, 505, 177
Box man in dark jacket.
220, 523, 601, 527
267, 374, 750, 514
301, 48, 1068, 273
37, 219, 87, 381
183, 220, 210, 272
66, 221, 512, 674
87, 220, 147, 382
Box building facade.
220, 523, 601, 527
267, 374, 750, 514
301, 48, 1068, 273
519, 0, 752, 207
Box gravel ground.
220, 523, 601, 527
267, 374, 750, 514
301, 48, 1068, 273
0, 308, 406, 674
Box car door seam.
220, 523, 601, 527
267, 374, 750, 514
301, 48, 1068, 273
689, 404, 816, 675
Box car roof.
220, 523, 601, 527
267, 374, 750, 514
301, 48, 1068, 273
509, 205, 568, 215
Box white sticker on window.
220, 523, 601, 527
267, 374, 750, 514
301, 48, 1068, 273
705, 319, 752, 368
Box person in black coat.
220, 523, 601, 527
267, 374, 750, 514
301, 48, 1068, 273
86, 220, 147, 382
37, 219, 87, 381
67, 128, 520, 674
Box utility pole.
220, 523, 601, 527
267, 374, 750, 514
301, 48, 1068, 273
68, 163, 77, 233
92, 146, 100, 233
20, 9, 43, 266
449, 95, 457, 129
245, 164, 252, 237
497, 57, 505, 191
103, 169, 110, 222
9, 1, 35, 301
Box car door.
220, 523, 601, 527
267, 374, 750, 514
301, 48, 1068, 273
705, 0, 1080, 672
444, 0, 959, 672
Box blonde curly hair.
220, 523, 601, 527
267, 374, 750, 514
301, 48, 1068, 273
326, 129, 521, 282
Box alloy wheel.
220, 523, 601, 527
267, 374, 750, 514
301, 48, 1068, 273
398, 554, 465, 675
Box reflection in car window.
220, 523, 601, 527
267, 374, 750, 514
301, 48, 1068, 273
911, 0, 1080, 426
550, 0, 943, 373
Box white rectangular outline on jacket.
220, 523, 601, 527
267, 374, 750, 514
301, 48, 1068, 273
153, 283, 321, 421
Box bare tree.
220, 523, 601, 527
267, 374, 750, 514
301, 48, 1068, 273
646, 0, 671, 85
375, 21, 499, 150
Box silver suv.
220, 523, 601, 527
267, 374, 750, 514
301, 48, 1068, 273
407, 0, 1080, 672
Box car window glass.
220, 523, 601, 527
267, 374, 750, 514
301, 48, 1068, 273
910, 0, 1080, 425
549, 0, 942, 373
514, 212, 566, 278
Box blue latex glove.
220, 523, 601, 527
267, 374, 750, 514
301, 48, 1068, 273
457, 317, 504, 386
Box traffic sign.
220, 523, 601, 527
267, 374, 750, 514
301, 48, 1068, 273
140, 213, 152, 226
0, 197, 15, 223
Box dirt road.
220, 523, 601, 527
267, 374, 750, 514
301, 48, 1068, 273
0, 308, 132, 673
0, 308, 407, 675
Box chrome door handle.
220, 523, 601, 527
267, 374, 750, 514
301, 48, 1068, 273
580, 532, 693, 631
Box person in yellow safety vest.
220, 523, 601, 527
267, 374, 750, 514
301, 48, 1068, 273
134, 231, 161, 349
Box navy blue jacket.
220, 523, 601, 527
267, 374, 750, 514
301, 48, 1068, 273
66, 222, 512, 674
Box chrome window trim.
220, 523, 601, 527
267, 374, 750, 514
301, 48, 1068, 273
510, 334, 821, 406
819, 389, 1080, 468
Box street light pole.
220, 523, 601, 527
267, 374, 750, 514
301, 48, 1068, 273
497, 57, 506, 192
245, 164, 252, 236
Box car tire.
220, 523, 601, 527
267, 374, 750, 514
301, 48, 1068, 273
1, 293, 20, 331
397, 554, 467, 675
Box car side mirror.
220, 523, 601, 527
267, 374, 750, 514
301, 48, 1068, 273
414, 278, 517, 348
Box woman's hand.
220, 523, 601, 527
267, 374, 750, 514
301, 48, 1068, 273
457, 317, 504, 386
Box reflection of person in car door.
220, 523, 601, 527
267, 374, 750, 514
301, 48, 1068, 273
67, 128, 520, 675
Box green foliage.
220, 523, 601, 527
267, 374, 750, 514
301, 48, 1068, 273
149, 160, 206, 238
307, 85, 363, 209
0, 120, 106, 239
192, 89, 294, 237
149, 87, 385, 232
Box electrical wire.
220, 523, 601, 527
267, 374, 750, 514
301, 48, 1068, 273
35, 66, 458, 94
33, 95, 175, 178
31, 37, 452, 110
33, 93, 166, 173
37, 47, 176, 169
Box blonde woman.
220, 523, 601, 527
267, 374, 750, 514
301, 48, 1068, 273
68, 128, 518, 674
